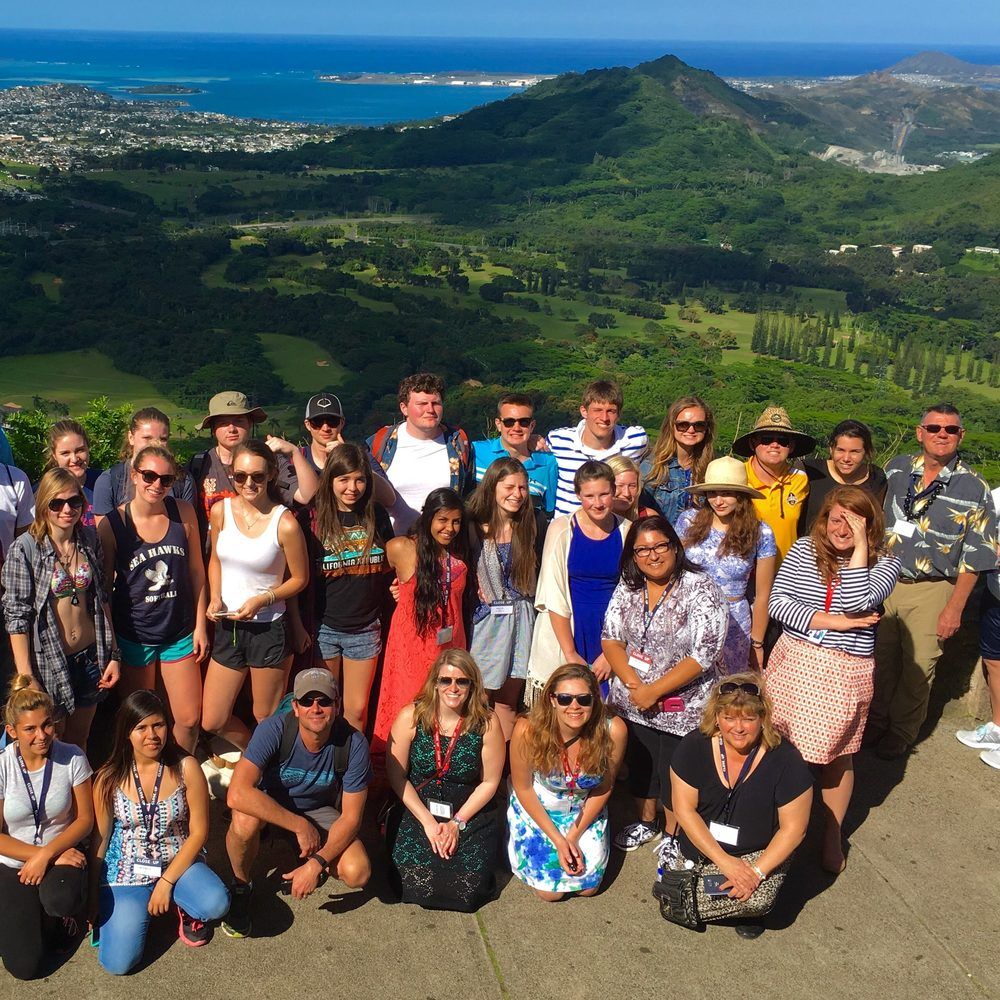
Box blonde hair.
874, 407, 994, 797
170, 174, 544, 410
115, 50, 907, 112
4, 674, 55, 729
412, 649, 492, 736
606, 454, 643, 520
698, 672, 782, 750
30, 468, 85, 543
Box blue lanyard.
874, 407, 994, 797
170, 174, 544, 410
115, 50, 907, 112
717, 736, 760, 825
131, 761, 165, 843
15, 746, 53, 846
639, 581, 671, 652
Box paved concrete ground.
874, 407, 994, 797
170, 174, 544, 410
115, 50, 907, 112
7, 699, 999, 1000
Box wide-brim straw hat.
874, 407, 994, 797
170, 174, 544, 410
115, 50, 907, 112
731, 406, 816, 459
684, 456, 765, 499
196, 391, 268, 431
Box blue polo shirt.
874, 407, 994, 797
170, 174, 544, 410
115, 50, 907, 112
471, 438, 558, 515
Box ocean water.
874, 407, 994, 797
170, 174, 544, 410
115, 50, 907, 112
2, 29, 1000, 125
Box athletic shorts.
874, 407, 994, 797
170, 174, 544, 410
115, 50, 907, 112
981, 589, 1000, 661
117, 632, 194, 668
624, 719, 682, 804
212, 616, 287, 670
316, 620, 381, 662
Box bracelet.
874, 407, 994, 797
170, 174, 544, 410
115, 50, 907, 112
110, 648, 123, 661
308, 852, 330, 876
751, 864, 767, 882
160, 876, 175, 886
749, 639, 764, 649
265, 589, 276, 606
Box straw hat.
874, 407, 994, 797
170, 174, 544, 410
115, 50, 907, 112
196, 391, 268, 431
684, 456, 765, 498
731, 406, 816, 459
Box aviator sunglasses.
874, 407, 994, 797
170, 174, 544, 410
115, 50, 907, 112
921, 424, 962, 435
137, 469, 176, 488
437, 675, 472, 688
48, 495, 85, 512
553, 692, 594, 707
233, 471, 268, 486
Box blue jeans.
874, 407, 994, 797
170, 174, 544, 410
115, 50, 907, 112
98, 862, 229, 975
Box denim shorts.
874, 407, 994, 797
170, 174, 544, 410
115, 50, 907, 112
65, 644, 107, 709
117, 632, 195, 667
316, 620, 381, 661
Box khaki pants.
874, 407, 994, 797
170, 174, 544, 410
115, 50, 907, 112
870, 578, 954, 744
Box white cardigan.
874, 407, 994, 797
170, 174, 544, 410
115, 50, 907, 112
525, 510, 631, 703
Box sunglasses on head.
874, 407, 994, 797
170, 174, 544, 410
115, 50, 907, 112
309, 416, 342, 429
233, 471, 268, 485
553, 692, 594, 707
674, 420, 708, 433
437, 675, 472, 688
756, 435, 791, 447
921, 424, 962, 435
719, 681, 761, 697
48, 495, 85, 512
296, 694, 335, 708
500, 417, 533, 428
137, 469, 176, 488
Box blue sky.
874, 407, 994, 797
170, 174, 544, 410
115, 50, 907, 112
1, 0, 997, 45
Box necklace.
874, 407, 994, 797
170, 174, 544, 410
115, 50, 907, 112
54, 539, 81, 607
239, 501, 265, 530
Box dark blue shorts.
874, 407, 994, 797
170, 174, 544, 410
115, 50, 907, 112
981, 589, 1000, 661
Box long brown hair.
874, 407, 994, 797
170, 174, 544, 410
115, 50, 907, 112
698, 671, 782, 750
645, 395, 715, 487
412, 649, 492, 736
520, 664, 613, 778
810, 485, 885, 584
680, 493, 762, 560
315, 443, 379, 563
30, 468, 85, 543
42, 418, 89, 474
466, 457, 537, 595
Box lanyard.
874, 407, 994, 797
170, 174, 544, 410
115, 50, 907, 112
131, 761, 165, 843
824, 575, 839, 613
439, 556, 453, 627
717, 735, 760, 825
639, 581, 672, 652
903, 473, 945, 522
431, 719, 463, 782
15, 746, 53, 847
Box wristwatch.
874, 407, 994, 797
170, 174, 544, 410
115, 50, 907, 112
308, 852, 331, 878
110, 648, 123, 661
452, 816, 468, 832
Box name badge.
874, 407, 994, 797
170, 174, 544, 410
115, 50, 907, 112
490, 603, 514, 617
436, 626, 454, 646
134, 857, 164, 880
804, 629, 828, 645
428, 799, 453, 820
709, 821, 740, 847
627, 647, 653, 676
894, 520, 917, 538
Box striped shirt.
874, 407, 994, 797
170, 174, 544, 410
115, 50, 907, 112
768, 537, 901, 657
547, 421, 648, 516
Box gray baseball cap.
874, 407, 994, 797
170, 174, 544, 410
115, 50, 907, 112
292, 668, 340, 701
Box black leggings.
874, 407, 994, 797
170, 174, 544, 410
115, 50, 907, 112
0, 862, 87, 980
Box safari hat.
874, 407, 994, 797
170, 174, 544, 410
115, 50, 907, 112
684, 456, 765, 499
196, 391, 267, 431
731, 406, 816, 459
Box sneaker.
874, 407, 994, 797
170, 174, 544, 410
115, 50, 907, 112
956, 721, 1000, 750
177, 906, 211, 947
613, 821, 660, 852
980, 747, 1000, 770
221, 881, 252, 939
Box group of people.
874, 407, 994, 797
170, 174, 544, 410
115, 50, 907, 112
0, 373, 997, 976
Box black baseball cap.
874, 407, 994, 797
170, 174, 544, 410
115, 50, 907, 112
305, 393, 344, 421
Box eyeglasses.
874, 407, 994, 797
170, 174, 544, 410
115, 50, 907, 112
309, 416, 342, 429
674, 420, 708, 433
137, 469, 176, 488
756, 435, 791, 447
500, 417, 533, 428
233, 471, 268, 485
634, 541, 673, 559
719, 682, 761, 697
553, 692, 594, 707
296, 694, 335, 708
921, 424, 962, 435
437, 675, 472, 688
48, 495, 85, 512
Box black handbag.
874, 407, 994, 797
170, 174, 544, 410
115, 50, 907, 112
651, 865, 700, 929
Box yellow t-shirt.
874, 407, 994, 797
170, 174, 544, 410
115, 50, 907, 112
745, 459, 809, 562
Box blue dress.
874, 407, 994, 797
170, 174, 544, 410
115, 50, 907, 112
567, 518, 622, 666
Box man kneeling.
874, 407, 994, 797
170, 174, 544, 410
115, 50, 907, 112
222, 669, 372, 937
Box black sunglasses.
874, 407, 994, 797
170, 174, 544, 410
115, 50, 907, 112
296, 694, 335, 708
309, 416, 343, 429
921, 424, 962, 435
500, 417, 533, 428
437, 675, 472, 688
137, 469, 176, 488
756, 435, 791, 447
553, 692, 594, 707
674, 420, 708, 433
719, 682, 761, 697
233, 471, 268, 485
48, 495, 85, 512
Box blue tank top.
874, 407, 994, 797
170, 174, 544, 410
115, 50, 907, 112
567, 517, 622, 665
108, 497, 194, 644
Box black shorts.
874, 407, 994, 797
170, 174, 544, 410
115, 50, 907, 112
212, 617, 288, 670
624, 719, 682, 804
981, 589, 1000, 661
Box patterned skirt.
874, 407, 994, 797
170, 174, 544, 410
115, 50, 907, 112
765, 633, 874, 765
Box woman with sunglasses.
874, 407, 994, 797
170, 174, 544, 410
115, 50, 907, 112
507, 664, 626, 901
312, 443, 394, 733
39, 420, 101, 532
91, 691, 229, 974
0, 676, 95, 981
371, 488, 468, 754
2, 469, 119, 750
385, 649, 504, 911
767, 486, 900, 873
641, 396, 715, 525
602, 514, 728, 852
677, 457, 778, 674
667, 674, 812, 938
202, 441, 309, 751
98, 446, 208, 753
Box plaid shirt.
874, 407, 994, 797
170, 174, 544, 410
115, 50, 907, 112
1, 529, 114, 715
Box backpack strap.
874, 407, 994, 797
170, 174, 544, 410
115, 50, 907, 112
368, 426, 392, 468
278, 710, 299, 770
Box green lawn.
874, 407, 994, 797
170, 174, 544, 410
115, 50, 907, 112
258, 334, 348, 393
28, 272, 62, 302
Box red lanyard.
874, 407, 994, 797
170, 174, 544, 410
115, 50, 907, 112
824, 575, 840, 613
432, 719, 463, 780
561, 749, 581, 790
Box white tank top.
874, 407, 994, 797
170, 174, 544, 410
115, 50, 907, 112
216, 498, 288, 622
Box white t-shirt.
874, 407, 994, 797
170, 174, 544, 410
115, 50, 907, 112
385, 423, 451, 534
0, 741, 92, 869
0, 463, 35, 564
